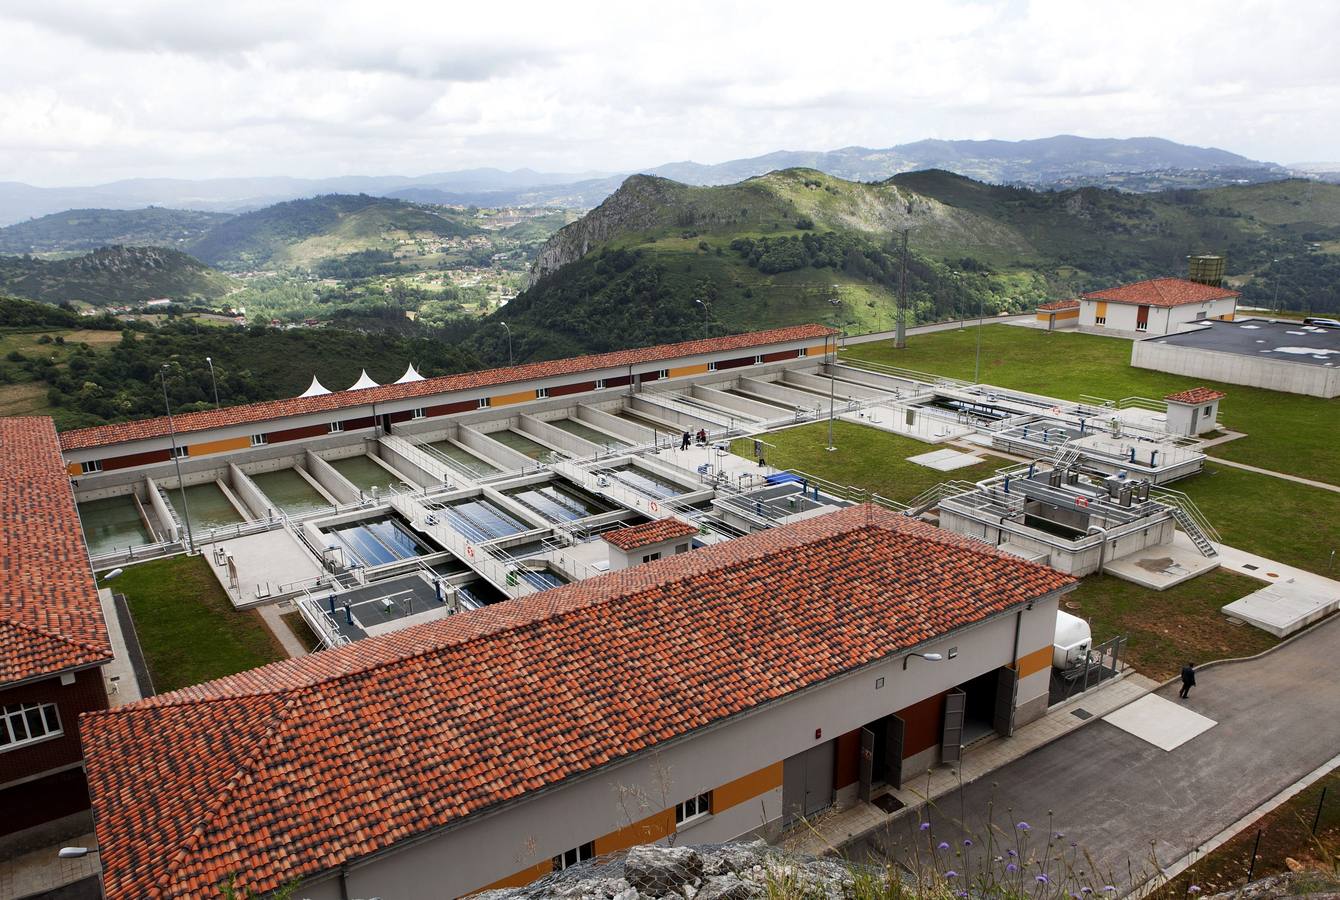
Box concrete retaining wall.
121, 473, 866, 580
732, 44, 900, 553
1131, 340, 1340, 398
143, 476, 180, 542
304, 450, 360, 505
228, 463, 273, 519
517, 414, 599, 457
574, 406, 652, 443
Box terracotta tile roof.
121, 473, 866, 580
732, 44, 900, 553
1082, 278, 1240, 308
1164, 387, 1227, 404
1037, 299, 1080, 311
82, 506, 1073, 900
602, 518, 700, 551
59, 325, 837, 452
0, 417, 111, 685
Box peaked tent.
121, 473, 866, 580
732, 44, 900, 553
395, 364, 425, 384
298, 376, 331, 398
348, 370, 380, 391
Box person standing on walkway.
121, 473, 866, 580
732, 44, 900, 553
681, 431, 691, 451
1179, 662, 1196, 699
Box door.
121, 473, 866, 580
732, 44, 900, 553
858, 728, 875, 803
1136, 304, 1150, 332
783, 743, 836, 825
941, 688, 966, 764
1190, 408, 1199, 432
994, 666, 1019, 737
884, 715, 906, 790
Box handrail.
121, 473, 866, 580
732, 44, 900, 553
1150, 487, 1222, 544
835, 354, 972, 389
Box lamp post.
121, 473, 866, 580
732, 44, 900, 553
694, 298, 709, 340
205, 357, 220, 408
973, 285, 985, 385
826, 331, 837, 451
1271, 259, 1281, 313
161, 365, 194, 554
902, 651, 944, 670
499, 321, 513, 367
58, 847, 99, 859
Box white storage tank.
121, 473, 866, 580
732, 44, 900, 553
1053, 610, 1093, 669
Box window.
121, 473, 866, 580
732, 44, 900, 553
1204, 406, 1213, 416
536, 387, 550, 399
675, 543, 690, 554
1094, 316, 1106, 326
477, 397, 492, 409
412, 408, 426, 420
594, 379, 607, 390
328, 421, 345, 434
675, 792, 712, 826
0, 702, 62, 752
753, 355, 763, 365
80, 460, 102, 474
708, 361, 718, 372
250, 434, 268, 446
552, 842, 593, 871
1135, 321, 1148, 332
169, 445, 188, 459
658, 369, 669, 379
642, 551, 662, 564
796, 348, 807, 359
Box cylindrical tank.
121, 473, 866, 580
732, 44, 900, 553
1053, 609, 1093, 669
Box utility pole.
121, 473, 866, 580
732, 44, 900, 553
161, 365, 194, 554
694, 298, 709, 339
973, 285, 985, 385
895, 229, 909, 349
499, 321, 513, 367
826, 331, 837, 451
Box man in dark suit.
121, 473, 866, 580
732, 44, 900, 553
1179, 662, 1197, 699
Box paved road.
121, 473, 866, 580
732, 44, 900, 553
841, 315, 1033, 347
855, 613, 1340, 887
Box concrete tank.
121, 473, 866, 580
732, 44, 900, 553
1053, 610, 1093, 669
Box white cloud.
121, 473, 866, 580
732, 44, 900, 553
0, 0, 1336, 184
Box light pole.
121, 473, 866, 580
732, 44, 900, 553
161, 365, 194, 554
826, 331, 837, 451
694, 298, 709, 340
973, 285, 986, 385
902, 651, 944, 670
204, 357, 220, 409
1271, 259, 1281, 313
499, 321, 513, 367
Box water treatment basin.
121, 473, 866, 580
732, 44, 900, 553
250, 468, 332, 517
79, 495, 151, 556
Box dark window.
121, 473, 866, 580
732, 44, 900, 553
552, 842, 594, 871
675, 792, 712, 825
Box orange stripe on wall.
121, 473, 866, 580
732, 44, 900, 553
668, 363, 709, 378
475, 859, 553, 893
1016, 645, 1052, 679
188, 435, 252, 456
66, 462, 83, 477
713, 761, 783, 812
1055, 309, 1079, 320
593, 808, 675, 855
492, 389, 537, 406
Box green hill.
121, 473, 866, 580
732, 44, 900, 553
0, 207, 233, 255
0, 246, 236, 306
496, 170, 1340, 358
187, 194, 484, 270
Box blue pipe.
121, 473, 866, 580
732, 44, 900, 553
1004, 475, 1011, 493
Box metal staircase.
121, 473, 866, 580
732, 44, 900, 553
1151, 487, 1221, 558
1168, 506, 1218, 557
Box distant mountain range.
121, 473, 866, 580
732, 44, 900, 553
0, 136, 1296, 225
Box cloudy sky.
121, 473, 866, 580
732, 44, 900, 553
1, 0, 1336, 185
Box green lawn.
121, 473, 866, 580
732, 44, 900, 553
1063, 570, 1275, 681
1176, 462, 1340, 575
842, 326, 1340, 486
280, 609, 323, 653
730, 420, 1010, 504
114, 554, 289, 692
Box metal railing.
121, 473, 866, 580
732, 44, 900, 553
1150, 486, 1223, 545
835, 354, 971, 389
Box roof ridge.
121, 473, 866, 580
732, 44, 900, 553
1, 616, 111, 664
152, 690, 306, 897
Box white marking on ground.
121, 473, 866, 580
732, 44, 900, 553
905, 449, 985, 471
1103, 694, 1217, 751
1272, 346, 1338, 356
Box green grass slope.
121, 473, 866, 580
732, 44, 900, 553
0, 245, 235, 305
188, 194, 483, 270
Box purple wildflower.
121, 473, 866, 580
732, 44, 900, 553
1017, 821, 1031, 831
1188, 888, 1201, 895
938, 841, 950, 851
1104, 887, 1117, 893
1006, 863, 1019, 873
919, 821, 931, 831
1037, 874, 1050, 885
1082, 889, 1093, 895
963, 838, 973, 847
946, 870, 958, 879
1008, 849, 1018, 857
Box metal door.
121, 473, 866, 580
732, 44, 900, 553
1190, 408, 1199, 432
804, 740, 835, 817
994, 666, 1019, 737
885, 715, 906, 790
858, 728, 875, 803
782, 753, 806, 824
941, 688, 966, 764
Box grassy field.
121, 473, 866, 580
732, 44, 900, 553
730, 420, 1009, 504
280, 610, 323, 653
113, 554, 288, 692
841, 325, 1339, 485
0, 326, 128, 417
1063, 570, 1274, 680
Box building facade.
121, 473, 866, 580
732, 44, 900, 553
82, 507, 1074, 900
1078, 278, 1238, 337
0, 418, 112, 843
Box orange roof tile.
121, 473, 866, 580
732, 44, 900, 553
0, 417, 111, 685
1082, 278, 1239, 308
59, 325, 836, 452
1164, 387, 1227, 404
1037, 299, 1080, 311
602, 518, 700, 551
82, 505, 1073, 899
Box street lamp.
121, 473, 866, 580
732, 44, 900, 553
161, 365, 195, 554
58, 847, 99, 859
499, 321, 513, 367
903, 651, 944, 670
1271, 259, 1281, 313
973, 278, 986, 385
825, 331, 837, 451
204, 357, 220, 409
694, 298, 709, 340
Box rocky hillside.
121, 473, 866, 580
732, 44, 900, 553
0, 245, 235, 305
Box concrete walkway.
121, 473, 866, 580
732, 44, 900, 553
848, 608, 1340, 890
256, 600, 311, 659
782, 672, 1157, 857
840, 315, 1033, 347
1202, 455, 1340, 494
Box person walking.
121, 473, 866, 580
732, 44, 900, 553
681, 431, 691, 451
1179, 661, 1196, 699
